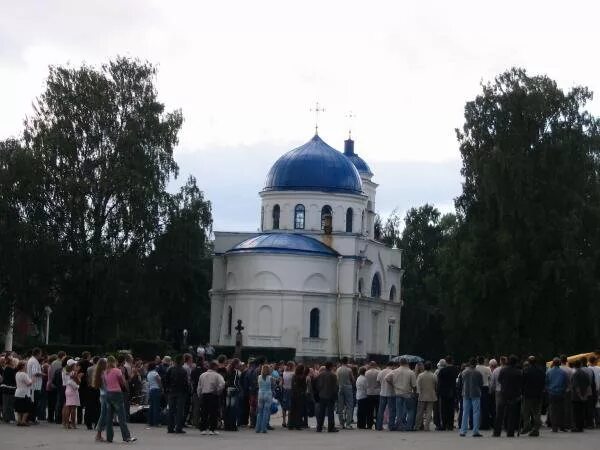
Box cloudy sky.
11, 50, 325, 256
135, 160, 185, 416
2, 1, 599, 230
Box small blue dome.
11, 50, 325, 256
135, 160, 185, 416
343, 138, 373, 176
264, 135, 363, 194
227, 233, 337, 257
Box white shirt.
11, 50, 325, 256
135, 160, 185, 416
26, 356, 42, 391
476, 365, 492, 387
356, 375, 367, 400
15, 372, 33, 398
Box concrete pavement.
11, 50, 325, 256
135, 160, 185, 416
2, 422, 599, 450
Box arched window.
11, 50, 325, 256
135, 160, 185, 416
294, 204, 305, 229
309, 308, 320, 338
356, 311, 360, 341
358, 278, 363, 295
261, 207, 264, 231
321, 205, 332, 233
227, 306, 233, 335
371, 273, 381, 298
272, 204, 280, 230
389, 286, 397, 301
346, 208, 353, 232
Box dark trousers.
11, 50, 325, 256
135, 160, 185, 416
521, 397, 542, 432
572, 401, 586, 432
47, 390, 57, 422
480, 386, 490, 429
585, 396, 595, 428
357, 398, 368, 429
366, 395, 378, 429
29, 390, 42, 422
85, 388, 100, 429
439, 395, 455, 430
316, 397, 336, 431
200, 393, 219, 431
548, 394, 565, 431
167, 392, 187, 432
494, 398, 519, 436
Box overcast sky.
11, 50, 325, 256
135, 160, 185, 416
2, 1, 599, 230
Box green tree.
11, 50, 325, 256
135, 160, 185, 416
146, 176, 213, 345
445, 68, 600, 358
0, 139, 57, 337
398, 205, 453, 359
22, 57, 183, 343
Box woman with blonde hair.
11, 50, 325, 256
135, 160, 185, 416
91, 358, 108, 442
255, 364, 273, 433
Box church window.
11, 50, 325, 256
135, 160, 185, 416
272, 204, 280, 229
227, 306, 233, 336
358, 278, 363, 295
321, 205, 332, 233
294, 204, 305, 229
389, 285, 396, 301
309, 308, 320, 338
388, 323, 392, 344
346, 208, 353, 232
371, 273, 381, 298
356, 311, 360, 341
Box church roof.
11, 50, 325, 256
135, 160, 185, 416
226, 233, 338, 257
263, 135, 363, 195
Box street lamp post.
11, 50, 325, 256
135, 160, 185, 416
44, 306, 53, 345
182, 329, 188, 350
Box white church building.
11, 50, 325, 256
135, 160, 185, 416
210, 133, 403, 359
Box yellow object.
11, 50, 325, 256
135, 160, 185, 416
546, 352, 600, 368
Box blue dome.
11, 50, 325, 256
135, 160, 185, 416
343, 138, 373, 176
346, 154, 372, 176
264, 135, 363, 194
227, 233, 337, 257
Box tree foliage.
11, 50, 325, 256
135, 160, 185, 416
386, 68, 600, 360
1, 58, 212, 347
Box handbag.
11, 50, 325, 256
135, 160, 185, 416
270, 399, 279, 415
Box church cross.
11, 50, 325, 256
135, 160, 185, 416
235, 319, 244, 334
346, 110, 355, 138
310, 101, 326, 135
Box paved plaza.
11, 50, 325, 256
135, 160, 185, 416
3, 422, 599, 450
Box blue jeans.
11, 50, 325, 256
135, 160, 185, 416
460, 397, 481, 435
224, 389, 240, 430
394, 396, 416, 431
255, 392, 272, 433
338, 385, 354, 427
105, 392, 131, 442
96, 393, 107, 432
148, 389, 161, 426
376, 396, 396, 430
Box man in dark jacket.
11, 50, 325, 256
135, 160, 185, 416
163, 354, 190, 434
571, 359, 591, 432
437, 356, 460, 430
521, 356, 545, 436
493, 355, 522, 437
315, 361, 339, 432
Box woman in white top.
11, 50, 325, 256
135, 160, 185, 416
13, 361, 33, 427
356, 366, 368, 429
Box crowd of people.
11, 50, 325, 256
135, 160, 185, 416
0, 347, 599, 443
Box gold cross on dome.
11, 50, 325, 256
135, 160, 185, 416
310, 101, 326, 135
